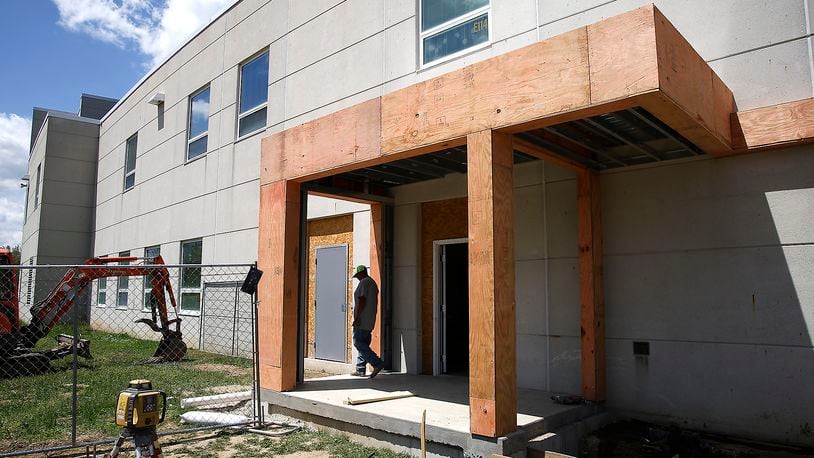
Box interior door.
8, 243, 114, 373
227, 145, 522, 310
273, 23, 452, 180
314, 245, 348, 362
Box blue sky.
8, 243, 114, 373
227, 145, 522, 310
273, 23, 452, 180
0, 0, 233, 249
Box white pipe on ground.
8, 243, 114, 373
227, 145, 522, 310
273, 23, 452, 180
180, 411, 251, 425
180, 391, 253, 408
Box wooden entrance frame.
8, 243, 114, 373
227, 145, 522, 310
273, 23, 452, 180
257, 3, 814, 438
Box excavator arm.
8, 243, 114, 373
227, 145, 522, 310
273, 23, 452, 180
16, 255, 187, 363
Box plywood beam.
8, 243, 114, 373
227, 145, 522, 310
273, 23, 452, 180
731, 98, 814, 150
369, 203, 384, 355
577, 170, 605, 401
467, 130, 516, 438
257, 180, 301, 392
512, 136, 587, 172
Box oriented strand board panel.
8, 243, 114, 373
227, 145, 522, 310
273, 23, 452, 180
306, 215, 354, 362
382, 28, 590, 154
732, 98, 814, 150
257, 180, 301, 392
420, 197, 468, 374
577, 170, 605, 401
467, 130, 516, 437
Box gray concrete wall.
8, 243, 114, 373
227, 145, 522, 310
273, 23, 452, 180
601, 146, 814, 446
19, 115, 100, 319
389, 146, 814, 446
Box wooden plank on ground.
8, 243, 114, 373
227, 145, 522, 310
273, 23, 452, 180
345, 391, 414, 405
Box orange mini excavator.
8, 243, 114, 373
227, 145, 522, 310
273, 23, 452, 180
0, 254, 187, 377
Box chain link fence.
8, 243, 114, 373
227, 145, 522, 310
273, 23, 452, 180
0, 261, 263, 456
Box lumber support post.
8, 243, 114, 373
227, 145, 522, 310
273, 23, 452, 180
577, 169, 606, 401
257, 179, 301, 392
369, 202, 384, 355
467, 130, 517, 438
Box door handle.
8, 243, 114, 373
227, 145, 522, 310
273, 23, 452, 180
341, 303, 347, 312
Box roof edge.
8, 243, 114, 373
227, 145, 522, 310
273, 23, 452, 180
99, 0, 241, 125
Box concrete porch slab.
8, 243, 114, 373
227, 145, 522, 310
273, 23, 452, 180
262, 373, 601, 456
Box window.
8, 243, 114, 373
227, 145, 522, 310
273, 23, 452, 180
97, 255, 108, 306
143, 245, 160, 311
237, 51, 269, 138
117, 251, 130, 309
420, 0, 490, 65
123, 134, 137, 191
33, 163, 41, 208
187, 86, 211, 161
97, 277, 107, 306
179, 239, 202, 314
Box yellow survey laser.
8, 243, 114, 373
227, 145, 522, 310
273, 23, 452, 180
107, 380, 166, 458
115, 379, 167, 428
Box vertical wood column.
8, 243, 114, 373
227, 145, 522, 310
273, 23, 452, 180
369, 202, 384, 355
257, 179, 301, 392
577, 169, 606, 401
467, 130, 517, 438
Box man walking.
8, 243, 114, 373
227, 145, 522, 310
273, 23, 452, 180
350, 265, 384, 378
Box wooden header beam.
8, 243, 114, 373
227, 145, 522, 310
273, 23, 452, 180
731, 98, 814, 151
260, 4, 740, 186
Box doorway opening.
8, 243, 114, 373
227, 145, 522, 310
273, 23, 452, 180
433, 239, 469, 376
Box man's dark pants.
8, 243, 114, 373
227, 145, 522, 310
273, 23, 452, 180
353, 328, 383, 373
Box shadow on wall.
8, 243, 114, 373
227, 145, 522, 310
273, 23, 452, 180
601, 146, 814, 446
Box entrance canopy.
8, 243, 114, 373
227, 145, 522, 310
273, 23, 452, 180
256, 3, 814, 440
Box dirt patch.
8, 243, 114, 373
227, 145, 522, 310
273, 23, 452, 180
193, 363, 251, 377
277, 452, 330, 458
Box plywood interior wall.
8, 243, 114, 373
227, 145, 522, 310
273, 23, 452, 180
420, 197, 468, 374
306, 215, 354, 363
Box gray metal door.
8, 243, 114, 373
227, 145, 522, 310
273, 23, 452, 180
315, 245, 348, 362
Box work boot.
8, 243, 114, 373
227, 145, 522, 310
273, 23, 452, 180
350, 370, 366, 377
369, 365, 383, 379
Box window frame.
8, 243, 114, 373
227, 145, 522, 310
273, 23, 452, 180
116, 250, 130, 310
236, 50, 270, 141
419, 0, 492, 68
123, 134, 137, 191
179, 239, 203, 316
186, 85, 211, 163
143, 245, 161, 312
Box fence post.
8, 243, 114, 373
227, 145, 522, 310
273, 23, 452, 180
70, 267, 80, 446
251, 263, 263, 425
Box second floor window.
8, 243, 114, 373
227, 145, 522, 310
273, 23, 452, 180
238, 51, 269, 138
124, 134, 137, 191
187, 86, 210, 161
420, 0, 490, 65
33, 163, 41, 208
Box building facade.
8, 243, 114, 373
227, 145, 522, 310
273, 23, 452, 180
20, 0, 814, 452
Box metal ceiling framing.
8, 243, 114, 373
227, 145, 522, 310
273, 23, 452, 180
311, 107, 702, 191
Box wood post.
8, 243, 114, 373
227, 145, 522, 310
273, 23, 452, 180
369, 202, 384, 355
577, 169, 606, 401
257, 179, 301, 392
466, 130, 517, 438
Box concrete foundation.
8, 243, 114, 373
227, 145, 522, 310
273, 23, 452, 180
262, 373, 602, 457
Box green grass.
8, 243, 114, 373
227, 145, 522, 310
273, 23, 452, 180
0, 324, 253, 452
169, 429, 411, 458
